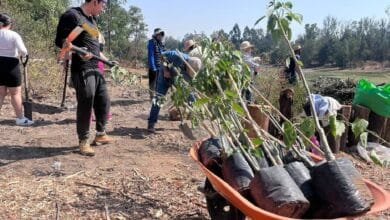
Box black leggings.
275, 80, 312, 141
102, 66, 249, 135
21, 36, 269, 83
0, 56, 21, 87
72, 69, 110, 141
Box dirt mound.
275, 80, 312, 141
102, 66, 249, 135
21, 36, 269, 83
312, 77, 356, 104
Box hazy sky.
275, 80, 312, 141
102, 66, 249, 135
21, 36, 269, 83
123, 0, 389, 39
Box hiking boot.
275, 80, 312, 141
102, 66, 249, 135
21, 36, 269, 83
93, 134, 113, 145
147, 123, 155, 133
16, 117, 34, 126
79, 140, 95, 156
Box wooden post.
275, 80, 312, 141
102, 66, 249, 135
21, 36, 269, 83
339, 105, 352, 152
348, 105, 371, 147
247, 105, 270, 139
367, 111, 387, 143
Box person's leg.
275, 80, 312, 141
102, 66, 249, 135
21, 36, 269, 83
93, 73, 111, 141
148, 69, 157, 98
148, 70, 171, 130
0, 86, 6, 110
8, 86, 23, 119
73, 71, 96, 142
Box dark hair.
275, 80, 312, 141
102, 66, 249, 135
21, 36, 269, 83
85, 0, 107, 3
0, 13, 12, 28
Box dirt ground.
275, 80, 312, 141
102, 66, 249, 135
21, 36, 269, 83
0, 79, 389, 219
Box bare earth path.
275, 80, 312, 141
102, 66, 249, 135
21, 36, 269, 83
0, 84, 209, 219
0, 82, 388, 219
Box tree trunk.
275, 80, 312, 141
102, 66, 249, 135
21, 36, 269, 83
348, 105, 371, 147
367, 111, 387, 143
339, 105, 352, 152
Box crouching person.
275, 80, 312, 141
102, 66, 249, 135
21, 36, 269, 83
147, 51, 202, 133
55, 0, 112, 156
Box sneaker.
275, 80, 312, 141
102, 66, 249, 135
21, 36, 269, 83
93, 133, 113, 145
79, 139, 95, 156
16, 117, 34, 126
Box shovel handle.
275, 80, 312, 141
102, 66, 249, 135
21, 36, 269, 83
21, 55, 29, 67
70, 46, 116, 67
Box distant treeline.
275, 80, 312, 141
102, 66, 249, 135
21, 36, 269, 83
204, 15, 389, 68
1, 0, 389, 68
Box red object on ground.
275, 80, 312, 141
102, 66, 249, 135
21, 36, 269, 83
190, 140, 390, 220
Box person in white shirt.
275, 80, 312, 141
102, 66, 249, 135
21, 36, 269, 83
0, 13, 33, 126
240, 41, 261, 103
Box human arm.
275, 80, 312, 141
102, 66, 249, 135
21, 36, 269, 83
55, 11, 79, 48
14, 34, 28, 57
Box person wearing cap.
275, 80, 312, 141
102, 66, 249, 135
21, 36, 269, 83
284, 45, 302, 85
147, 28, 166, 99
183, 39, 202, 58
147, 51, 202, 133
55, 0, 112, 157
240, 41, 261, 103
0, 13, 34, 126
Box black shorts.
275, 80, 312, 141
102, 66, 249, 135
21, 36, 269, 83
0, 56, 22, 87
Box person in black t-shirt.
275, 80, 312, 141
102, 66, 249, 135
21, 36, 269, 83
55, 0, 112, 156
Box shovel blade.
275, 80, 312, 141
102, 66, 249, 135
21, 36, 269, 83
179, 122, 196, 140
23, 101, 33, 120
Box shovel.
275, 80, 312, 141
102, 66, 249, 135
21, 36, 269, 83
21, 55, 33, 120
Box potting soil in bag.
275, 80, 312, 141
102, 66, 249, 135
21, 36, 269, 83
311, 158, 373, 218
353, 79, 390, 117
255, 155, 269, 169
199, 138, 223, 168
249, 166, 310, 218
285, 162, 315, 201
222, 151, 254, 196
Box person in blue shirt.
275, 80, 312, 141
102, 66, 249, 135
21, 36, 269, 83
147, 28, 165, 99
147, 50, 202, 133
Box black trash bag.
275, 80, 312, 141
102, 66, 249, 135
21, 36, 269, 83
311, 158, 373, 218
254, 155, 269, 169
284, 162, 315, 202
199, 138, 223, 168
249, 166, 310, 218
222, 151, 254, 196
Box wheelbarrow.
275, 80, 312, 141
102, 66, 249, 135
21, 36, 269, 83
190, 140, 390, 220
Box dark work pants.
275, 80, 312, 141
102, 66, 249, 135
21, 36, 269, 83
148, 69, 195, 127
148, 68, 158, 92
148, 69, 172, 126
72, 69, 110, 141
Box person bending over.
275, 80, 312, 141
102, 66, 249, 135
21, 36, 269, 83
147, 51, 202, 133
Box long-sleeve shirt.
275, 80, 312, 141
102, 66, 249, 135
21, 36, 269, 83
0, 29, 28, 58
162, 50, 191, 81
243, 53, 260, 80
147, 38, 165, 72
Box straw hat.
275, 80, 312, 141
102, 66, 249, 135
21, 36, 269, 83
240, 41, 254, 51
294, 44, 302, 51
184, 39, 196, 52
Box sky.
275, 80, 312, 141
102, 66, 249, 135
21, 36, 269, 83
123, 0, 389, 40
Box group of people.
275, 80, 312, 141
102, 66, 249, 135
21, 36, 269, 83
0, 0, 302, 157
